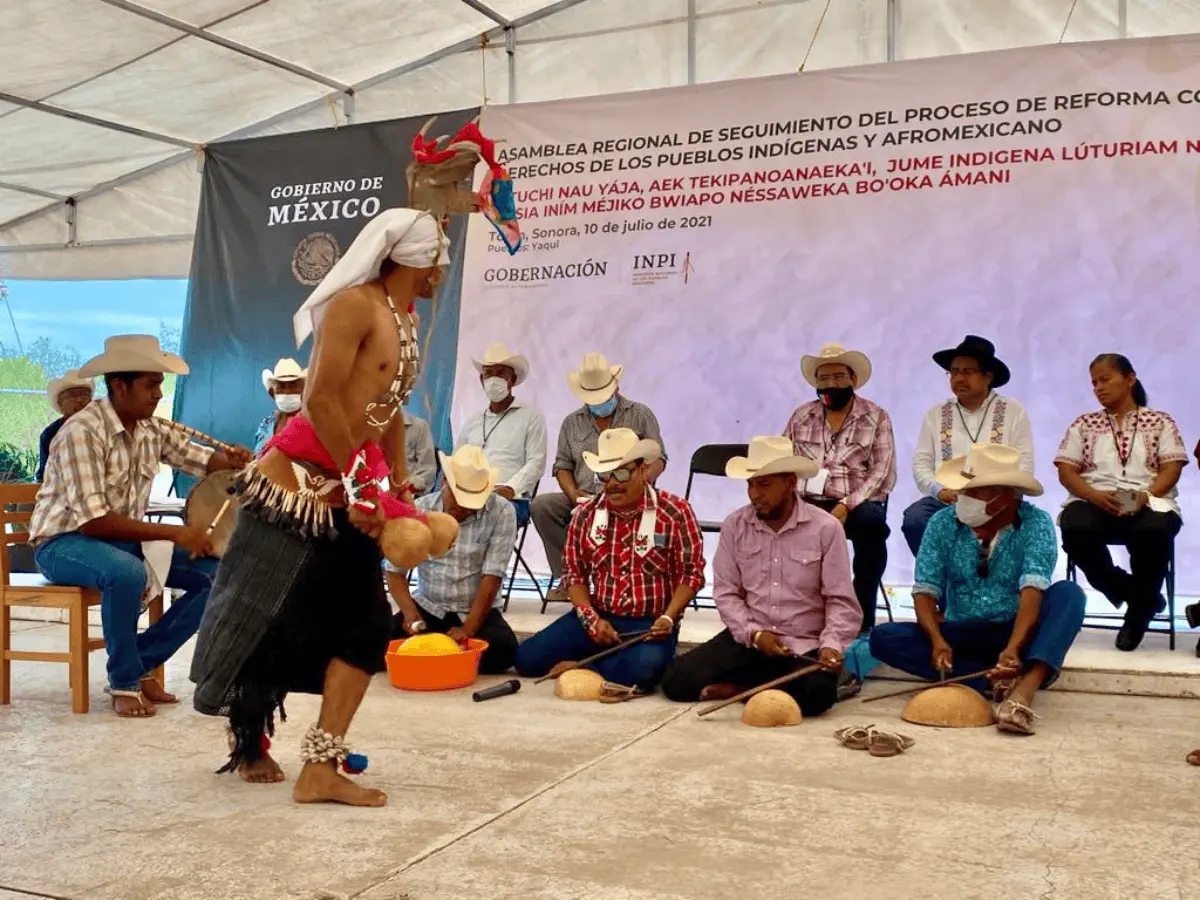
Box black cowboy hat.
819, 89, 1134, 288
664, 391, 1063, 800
932, 335, 1010, 388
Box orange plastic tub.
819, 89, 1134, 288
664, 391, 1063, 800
384, 637, 489, 691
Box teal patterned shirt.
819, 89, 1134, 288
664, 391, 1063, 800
913, 501, 1057, 622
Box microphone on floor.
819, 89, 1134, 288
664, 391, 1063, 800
473, 679, 521, 702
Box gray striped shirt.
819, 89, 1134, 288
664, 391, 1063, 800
552, 396, 667, 494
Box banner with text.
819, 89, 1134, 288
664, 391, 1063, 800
457, 35, 1200, 588
179, 108, 479, 464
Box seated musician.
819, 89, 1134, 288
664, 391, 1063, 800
254, 358, 306, 456
39, 369, 94, 481
870, 444, 1087, 736
30, 335, 250, 718
661, 437, 859, 715
515, 428, 704, 700
386, 446, 519, 674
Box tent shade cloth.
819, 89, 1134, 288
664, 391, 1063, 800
1, 0, 1199, 280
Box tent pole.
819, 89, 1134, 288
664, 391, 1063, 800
887, 0, 900, 62
687, 0, 697, 84
507, 27, 518, 103
1118, 0, 1127, 38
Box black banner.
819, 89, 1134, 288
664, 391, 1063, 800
177, 107, 481, 464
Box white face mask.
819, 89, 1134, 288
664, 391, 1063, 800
955, 494, 993, 528
482, 377, 510, 403
275, 394, 302, 413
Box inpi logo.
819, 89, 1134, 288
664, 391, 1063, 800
633, 253, 676, 270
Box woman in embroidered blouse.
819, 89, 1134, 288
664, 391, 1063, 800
1055, 354, 1187, 652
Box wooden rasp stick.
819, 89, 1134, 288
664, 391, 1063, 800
534, 630, 655, 684
696, 658, 824, 718
859, 668, 994, 704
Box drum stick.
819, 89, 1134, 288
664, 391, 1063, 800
696, 659, 823, 718
206, 498, 233, 535
533, 630, 655, 684
859, 668, 994, 704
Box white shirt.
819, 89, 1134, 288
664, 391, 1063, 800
456, 401, 547, 498
1055, 408, 1188, 516
912, 392, 1035, 495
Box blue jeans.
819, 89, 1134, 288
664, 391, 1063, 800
35, 533, 218, 692
901, 495, 946, 556
510, 498, 531, 528
868, 581, 1087, 693
515, 611, 678, 690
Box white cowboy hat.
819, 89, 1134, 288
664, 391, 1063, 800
439, 445, 500, 510
935, 443, 1043, 496
582, 427, 662, 474
800, 342, 872, 389
726, 436, 819, 480
568, 352, 624, 405
261, 358, 308, 392
78, 335, 188, 378
472, 342, 529, 386
46, 369, 94, 413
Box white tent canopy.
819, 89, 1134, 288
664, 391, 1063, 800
2, 0, 1197, 280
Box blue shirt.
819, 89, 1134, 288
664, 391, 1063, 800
913, 501, 1057, 622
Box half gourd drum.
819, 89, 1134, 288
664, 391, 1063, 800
902, 684, 994, 728
555, 668, 606, 701
742, 689, 802, 727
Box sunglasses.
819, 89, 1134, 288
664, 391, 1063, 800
597, 464, 638, 484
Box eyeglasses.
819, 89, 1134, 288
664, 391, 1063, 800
597, 464, 638, 483
950, 367, 981, 377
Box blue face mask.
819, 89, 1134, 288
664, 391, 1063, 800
587, 395, 618, 418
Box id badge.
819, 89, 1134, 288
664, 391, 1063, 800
805, 468, 830, 495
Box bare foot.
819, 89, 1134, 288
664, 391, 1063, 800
239, 753, 286, 784
1187, 749, 1200, 767
140, 679, 178, 705
547, 660, 580, 678
111, 691, 155, 718
293, 762, 387, 807
699, 683, 740, 701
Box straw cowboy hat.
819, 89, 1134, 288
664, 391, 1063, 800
935, 443, 1042, 495
46, 369, 94, 413
438, 445, 500, 510
472, 342, 529, 386
725, 436, 819, 480
582, 427, 662, 474
78, 335, 188, 378
801, 342, 872, 389
568, 352, 623, 405
261, 358, 307, 392
932, 334, 1010, 388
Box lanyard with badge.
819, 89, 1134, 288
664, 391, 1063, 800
481, 408, 512, 449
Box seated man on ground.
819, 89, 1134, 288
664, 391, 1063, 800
386, 445, 519, 674
902, 335, 1034, 556
532, 353, 666, 603
456, 341, 547, 526
516, 428, 704, 699
870, 443, 1087, 735
786, 342, 896, 633
661, 437, 859, 715
403, 408, 437, 495
1055, 353, 1186, 652
31, 335, 250, 718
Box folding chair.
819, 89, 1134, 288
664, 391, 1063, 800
503, 482, 545, 611
1066, 539, 1177, 650
683, 444, 748, 609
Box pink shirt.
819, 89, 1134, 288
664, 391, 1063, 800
713, 497, 862, 656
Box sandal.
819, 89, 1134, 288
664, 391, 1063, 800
995, 699, 1039, 735
990, 678, 1017, 704
867, 727, 915, 757
597, 682, 653, 704
107, 689, 155, 718
834, 724, 875, 751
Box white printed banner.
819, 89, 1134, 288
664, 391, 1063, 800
456, 35, 1200, 588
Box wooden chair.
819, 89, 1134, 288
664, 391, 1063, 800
0, 484, 164, 713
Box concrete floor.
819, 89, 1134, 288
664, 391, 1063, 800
2, 617, 1199, 900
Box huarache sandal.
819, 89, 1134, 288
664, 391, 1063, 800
107, 689, 155, 718
834, 724, 875, 751
866, 727, 915, 757
995, 699, 1039, 735
597, 682, 653, 704
990, 678, 1017, 704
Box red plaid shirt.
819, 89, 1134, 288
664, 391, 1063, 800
784, 396, 897, 509
562, 488, 706, 617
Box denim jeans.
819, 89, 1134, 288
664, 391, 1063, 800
869, 580, 1087, 693
35, 533, 218, 692
515, 610, 678, 690
901, 495, 946, 557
